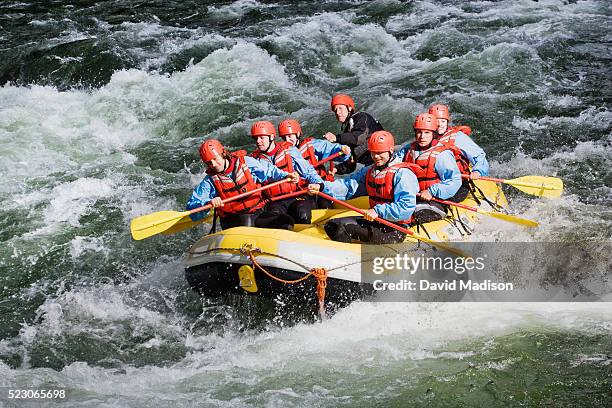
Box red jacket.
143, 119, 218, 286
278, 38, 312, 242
251, 141, 298, 196
208, 151, 265, 217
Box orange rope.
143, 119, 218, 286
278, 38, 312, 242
311, 267, 328, 320
246, 251, 328, 319
247, 252, 314, 284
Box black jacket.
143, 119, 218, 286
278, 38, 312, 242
335, 111, 384, 174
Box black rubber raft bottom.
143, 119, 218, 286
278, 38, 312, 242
186, 262, 470, 317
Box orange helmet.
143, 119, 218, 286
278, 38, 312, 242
278, 119, 302, 138
368, 131, 395, 153
250, 121, 276, 138
199, 139, 225, 162
413, 113, 438, 131
428, 104, 450, 120
330, 94, 355, 111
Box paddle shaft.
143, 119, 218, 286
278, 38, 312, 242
268, 152, 343, 203
314, 151, 343, 166
461, 174, 561, 191
270, 189, 308, 202
419, 194, 479, 213
316, 192, 415, 236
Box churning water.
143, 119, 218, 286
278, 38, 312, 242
0, 1, 610, 406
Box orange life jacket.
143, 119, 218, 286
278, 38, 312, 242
298, 137, 335, 182
403, 140, 448, 190
207, 151, 265, 217
442, 125, 472, 137
436, 133, 471, 175
365, 162, 420, 223
251, 141, 298, 196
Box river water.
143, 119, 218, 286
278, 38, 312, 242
0, 1, 611, 406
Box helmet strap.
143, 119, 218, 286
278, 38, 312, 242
265, 137, 275, 153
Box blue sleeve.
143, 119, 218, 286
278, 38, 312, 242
311, 139, 350, 162
429, 150, 462, 199
186, 176, 217, 221
454, 133, 489, 176
289, 147, 324, 184
395, 142, 410, 161
373, 169, 418, 222
244, 156, 289, 183
322, 166, 369, 200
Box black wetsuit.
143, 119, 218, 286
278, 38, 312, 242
218, 210, 294, 230
266, 195, 316, 224
324, 216, 406, 244
334, 111, 384, 174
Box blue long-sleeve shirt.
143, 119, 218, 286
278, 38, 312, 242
396, 144, 462, 199
429, 150, 462, 199
322, 159, 419, 222
186, 156, 290, 221
258, 146, 324, 185
309, 139, 351, 163
449, 131, 489, 176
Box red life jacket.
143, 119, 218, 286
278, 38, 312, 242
403, 140, 449, 190
436, 133, 471, 175
443, 125, 472, 137
298, 137, 335, 182
251, 141, 298, 196
365, 162, 419, 224
207, 151, 265, 217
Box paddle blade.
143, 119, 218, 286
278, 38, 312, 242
161, 216, 207, 235
130, 210, 188, 240
506, 176, 563, 199
484, 211, 539, 227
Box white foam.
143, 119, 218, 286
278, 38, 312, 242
43, 178, 114, 228
266, 12, 417, 87
207, 0, 266, 22
18, 280, 185, 350
111, 21, 235, 71
386, 1, 465, 34
69, 235, 109, 258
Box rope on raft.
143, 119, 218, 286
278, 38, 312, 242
188, 244, 332, 320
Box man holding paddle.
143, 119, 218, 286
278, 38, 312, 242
308, 131, 419, 244
186, 139, 299, 230
250, 120, 324, 224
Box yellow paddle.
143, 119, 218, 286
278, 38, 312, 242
161, 217, 207, 236
316, 192, 469, 258
130, 179, 291, 240
465, 175, 563, 199
422, 195, 539, 227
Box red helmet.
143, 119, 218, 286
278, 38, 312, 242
368, 131, 395, 153
330, 94, 355, 111
413, 113, 438, 131
250, 121, 276, 138
428, 104, 450, 120
278, 119, 302, 138
199, 139, 225, 162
